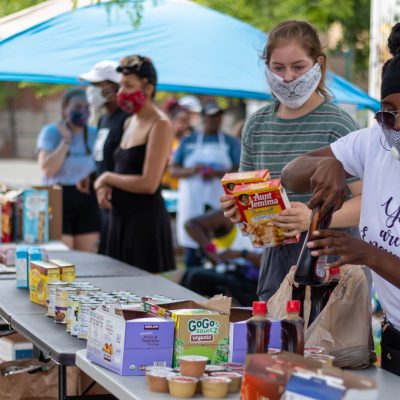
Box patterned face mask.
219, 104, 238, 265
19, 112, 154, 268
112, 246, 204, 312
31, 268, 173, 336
382, 127, 400, 160
265, 63, 322, 109
116, 90, 147, 114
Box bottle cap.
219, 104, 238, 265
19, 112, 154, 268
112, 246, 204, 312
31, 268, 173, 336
252, 301, 267, 315
287, 300, 301, 314
329, 266, 340, 277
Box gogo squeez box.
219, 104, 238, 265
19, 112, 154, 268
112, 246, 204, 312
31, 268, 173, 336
87, 305, 174, 376
144, 299, 230, 367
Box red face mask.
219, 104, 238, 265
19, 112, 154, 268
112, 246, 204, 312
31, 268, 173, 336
117, 90, 147, 114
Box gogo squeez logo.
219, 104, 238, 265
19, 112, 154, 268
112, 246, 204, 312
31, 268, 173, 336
188, 318, 220, 343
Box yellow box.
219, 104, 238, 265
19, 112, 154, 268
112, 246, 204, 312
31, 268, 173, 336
29, 261, 60, 306
49, 259, 76, 282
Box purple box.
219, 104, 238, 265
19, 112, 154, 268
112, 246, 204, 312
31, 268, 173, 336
87, 304, 174, 376
228, 307, 281, 363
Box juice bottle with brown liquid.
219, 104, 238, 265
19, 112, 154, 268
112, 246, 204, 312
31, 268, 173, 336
294, 205, 334, 286
291, 283, 306, 318
281, 300, 304, 356
246, 301, 271, 354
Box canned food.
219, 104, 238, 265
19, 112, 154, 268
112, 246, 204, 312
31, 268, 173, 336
67, 294, 79, 333
55, 287, 78, 324
70, 296, 90, 336
70, 281, 92, 288
78, 286, 102, 296
46, 281, 69, 317
78, 300, 101, 340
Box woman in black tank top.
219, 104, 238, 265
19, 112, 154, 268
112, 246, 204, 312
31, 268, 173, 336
94, 55, 175, 272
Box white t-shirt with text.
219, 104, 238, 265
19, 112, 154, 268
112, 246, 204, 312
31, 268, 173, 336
331, 124, 400, 329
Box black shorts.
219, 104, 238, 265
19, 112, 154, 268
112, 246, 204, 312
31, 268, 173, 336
62, 186, 100, 235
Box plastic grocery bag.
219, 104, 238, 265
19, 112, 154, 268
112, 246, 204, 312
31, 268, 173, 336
0, 360, 79, 400
268, 265, 376, 369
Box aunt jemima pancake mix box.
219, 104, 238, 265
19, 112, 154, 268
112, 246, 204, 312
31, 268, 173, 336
233, 179, 298, 247
221, 170, 270, 194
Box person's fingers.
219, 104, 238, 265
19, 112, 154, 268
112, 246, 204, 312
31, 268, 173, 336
224, 206, 239, 219
313, 229, 344, 238
306, 236, 336, 249
283, 229, 300, 238
307, 188, 326, 210
273, 215, 298, 224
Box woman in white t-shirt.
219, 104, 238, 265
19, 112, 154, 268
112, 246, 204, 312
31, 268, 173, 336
281, 23, 400, 376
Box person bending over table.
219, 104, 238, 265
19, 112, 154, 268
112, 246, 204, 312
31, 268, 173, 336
280, 22, 400, 376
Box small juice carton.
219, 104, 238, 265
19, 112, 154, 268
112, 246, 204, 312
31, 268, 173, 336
221, 170, 270, 195
29, 261, 60, 306
233, 179, 298, 247
16, 246, 29, 289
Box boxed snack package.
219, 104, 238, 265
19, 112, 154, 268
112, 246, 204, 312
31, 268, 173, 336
29, 261, 60, 306
229, 308, 281, 363
221, 170, 270, 195
144, 296, 231, 367
87, 304, 174, 376
23, 190, 49, 244
233, 179, 298, 247
49, 259, 76, 282
0, 333, 33, 361
0, 190, 23, 243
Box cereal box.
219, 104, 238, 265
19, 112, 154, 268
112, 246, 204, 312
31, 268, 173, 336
29, 261, 60, 306
0, 190, 22, 243
23, 190, 49, 244
221, 170, 270, 195
233, 179, 298, 247
49, 259, 76, 282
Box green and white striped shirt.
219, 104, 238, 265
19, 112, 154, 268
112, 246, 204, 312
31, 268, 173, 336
240, 101, 359, 203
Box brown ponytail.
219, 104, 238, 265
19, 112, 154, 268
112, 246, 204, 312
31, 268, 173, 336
262, 20, 330, 100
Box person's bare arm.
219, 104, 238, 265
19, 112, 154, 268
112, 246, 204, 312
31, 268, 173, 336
281, 146, 353, 216
95, 119, 174, 194
169, 163, 198, 178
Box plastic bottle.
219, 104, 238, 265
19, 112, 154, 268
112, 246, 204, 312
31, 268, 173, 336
308, 284, 329, 327
246, 301, 271, 354
320, 266, 341, 310
294, 206, 334, 286
281, 300, 304, 355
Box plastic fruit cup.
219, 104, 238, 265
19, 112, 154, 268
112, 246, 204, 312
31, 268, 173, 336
179, 355, 208, 378
201, 376, 231, 399
205, 365, 226, 374
145, 366, 173, 385
167, 376, 198, 398
147, 370, 175, 393
304, 346, 325, 355
221, 362, 244, 372
210, 372, 242, 393
268, 348, 281, 355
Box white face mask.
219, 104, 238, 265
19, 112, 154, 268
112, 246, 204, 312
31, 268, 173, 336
265, 62, 322, 109
382, 127, 400, 160
86, 85, 107, 109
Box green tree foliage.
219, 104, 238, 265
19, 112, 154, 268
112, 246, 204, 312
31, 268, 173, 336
194, 0, 370, 75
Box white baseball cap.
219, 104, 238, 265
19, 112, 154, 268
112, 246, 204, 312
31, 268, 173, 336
79, 60, 121, 84
178, 95, 202, 113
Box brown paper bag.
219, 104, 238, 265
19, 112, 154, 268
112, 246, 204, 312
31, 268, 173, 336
268, 265, 376, 369
0, 360, 79, 399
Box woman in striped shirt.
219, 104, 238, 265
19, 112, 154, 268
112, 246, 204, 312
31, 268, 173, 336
221, 20, 362, 300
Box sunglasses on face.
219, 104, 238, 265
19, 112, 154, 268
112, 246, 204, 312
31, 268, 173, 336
375, 110, 400, 130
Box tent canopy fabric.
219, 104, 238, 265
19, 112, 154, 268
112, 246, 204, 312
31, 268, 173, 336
0, 0, 380, 111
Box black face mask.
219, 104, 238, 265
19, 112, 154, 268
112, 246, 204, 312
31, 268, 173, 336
68, 107, 89, 127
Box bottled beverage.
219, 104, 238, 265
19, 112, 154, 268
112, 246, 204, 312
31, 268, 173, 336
320, 266, 341, 310
308, 284, 329, 327
281, 300, 304, 355
247, 301, 271, 354
291, 283, 306, 319
294, 205, 334, 286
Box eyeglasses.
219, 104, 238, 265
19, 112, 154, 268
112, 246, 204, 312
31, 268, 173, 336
375, 110, 400, 130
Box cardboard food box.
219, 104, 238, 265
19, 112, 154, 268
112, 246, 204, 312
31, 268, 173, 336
23, 189, 49, 244
29, 261, 60, 306
241, 352, 377, 400
49, 259, 76, 282
229, 307, 281, 363
221, 170, 270, 195
87, 304, 174, 376
233, 179, 298, 247
0, 190, 23, 243
144, 296, 231, 367
33, 185, 62, 241
0, 333, 33, 361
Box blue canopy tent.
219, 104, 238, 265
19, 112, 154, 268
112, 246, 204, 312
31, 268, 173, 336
0, 0, 379, 111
